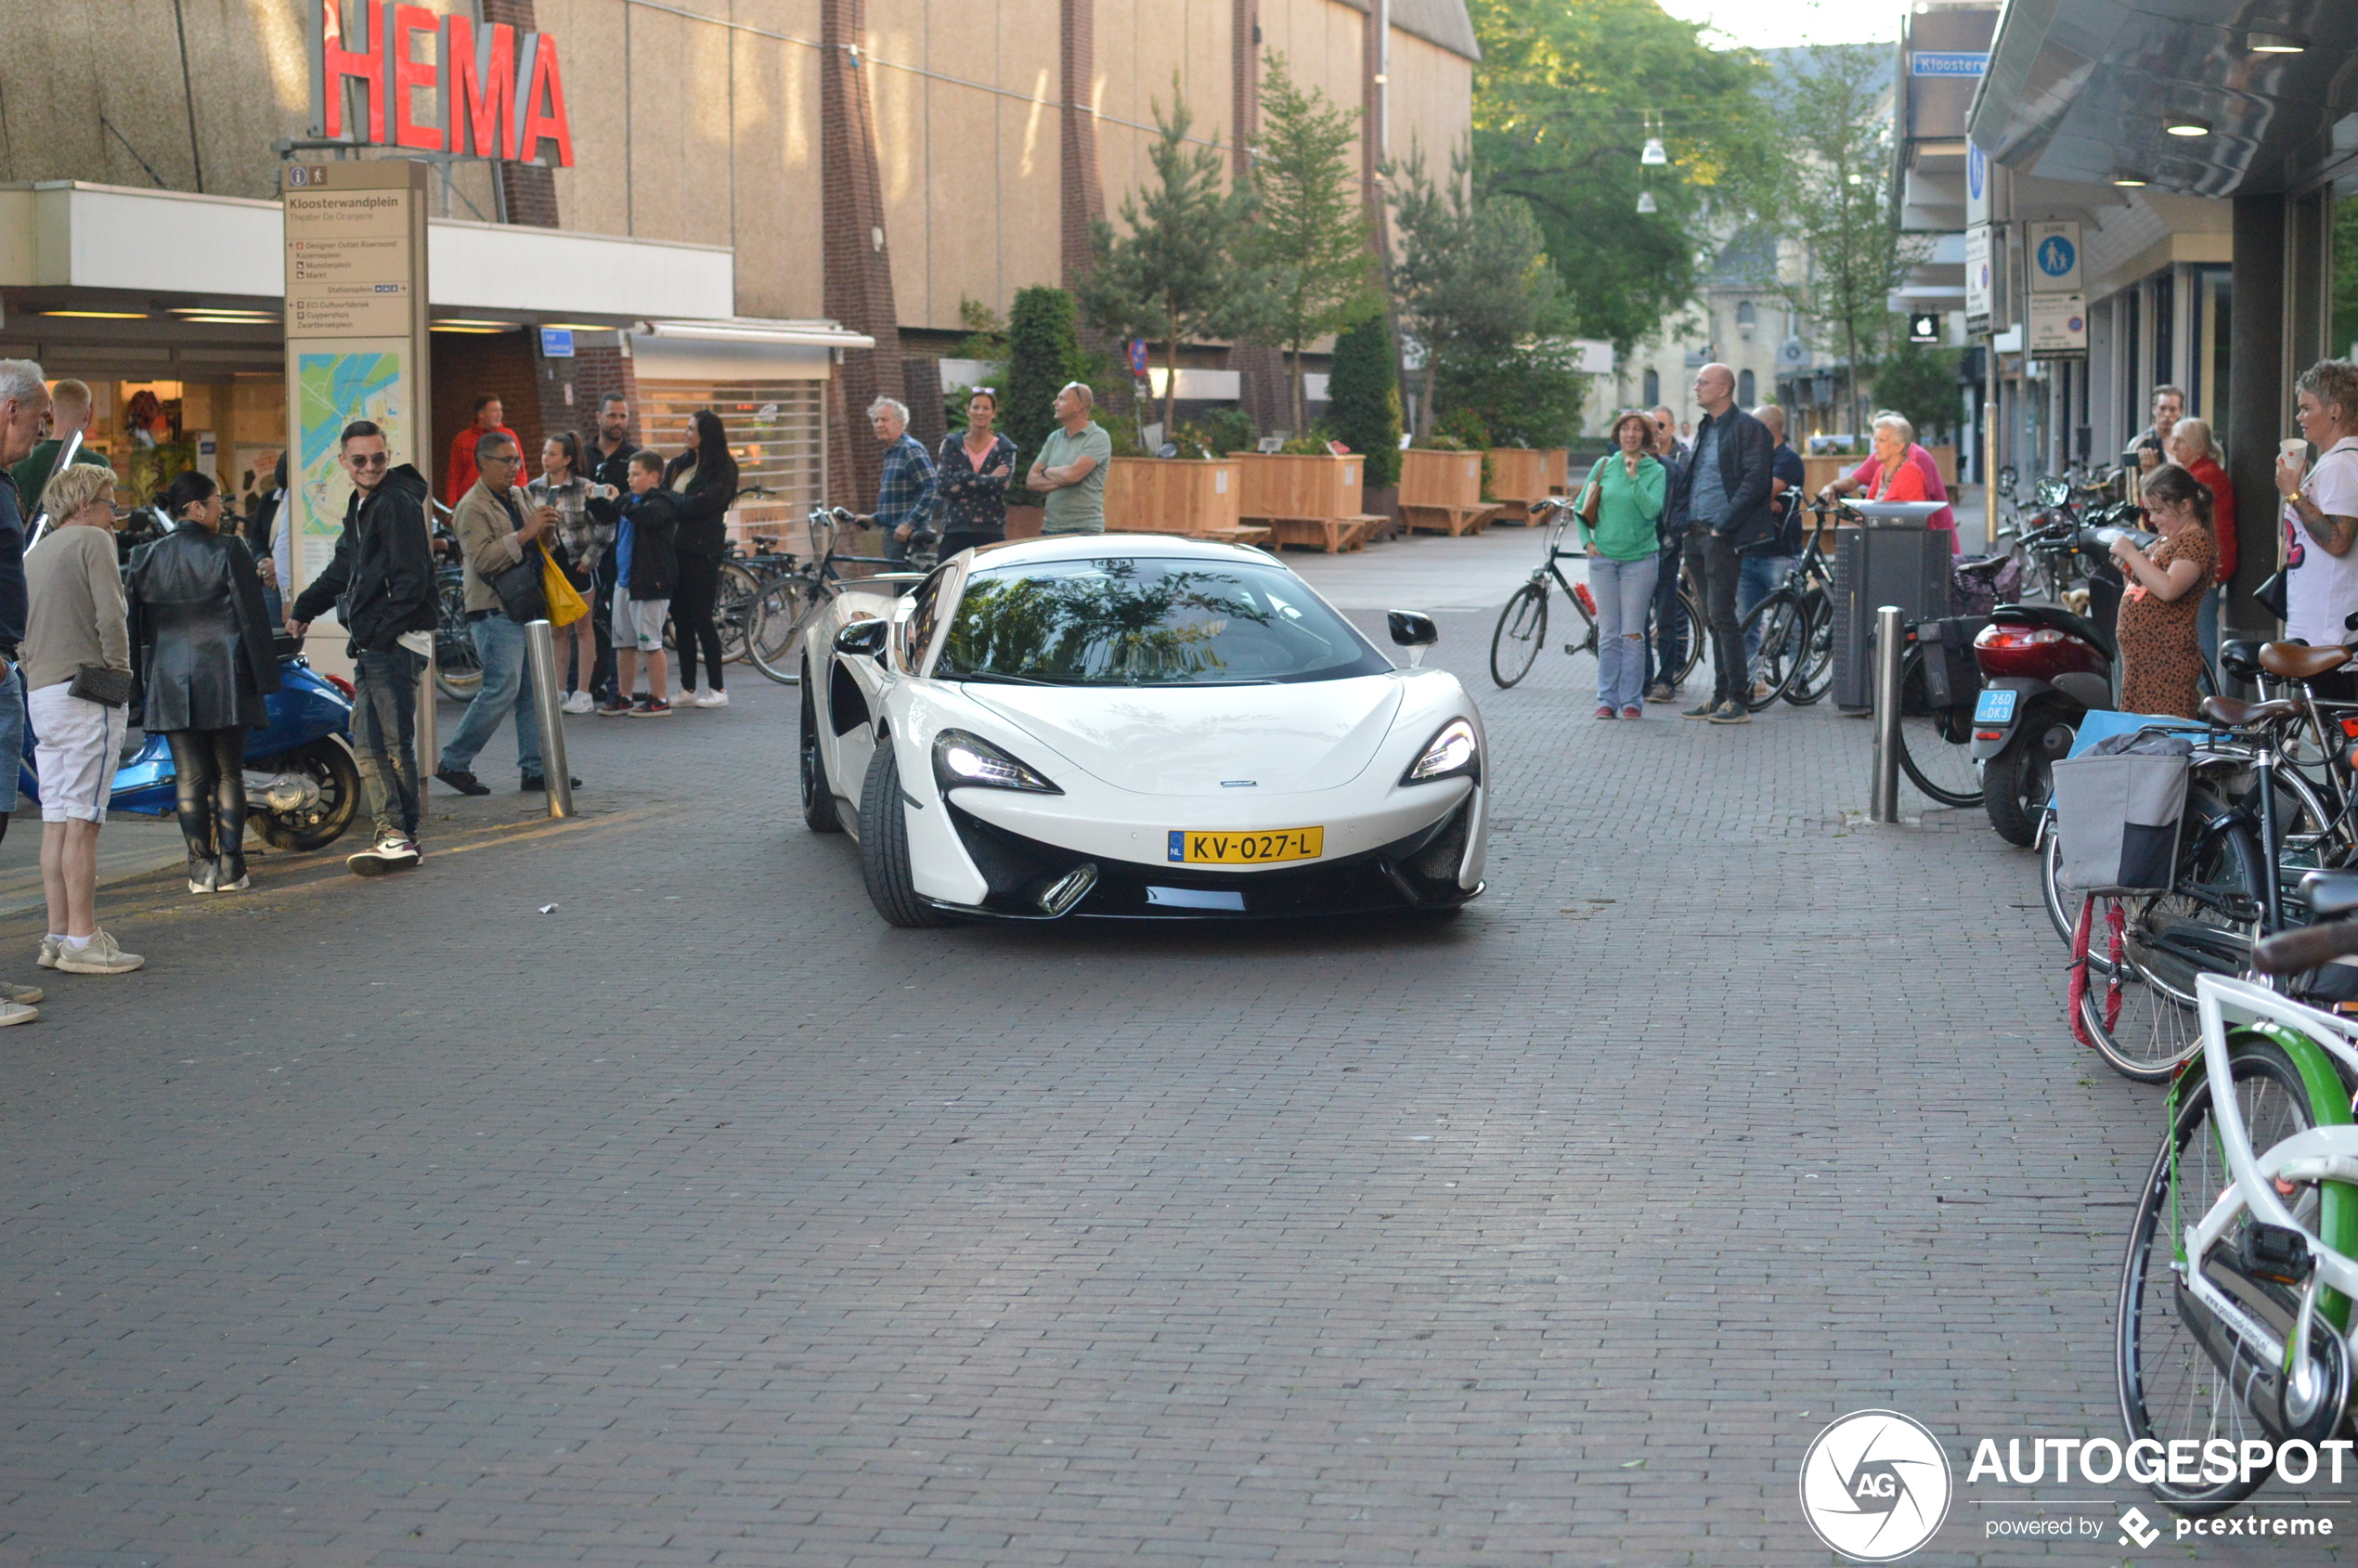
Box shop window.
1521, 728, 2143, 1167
1642, 368, 1660, 406
635, 381, 825, 514
1738, 369, 1756, 406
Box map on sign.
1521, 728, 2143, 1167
295, 347, 408, 577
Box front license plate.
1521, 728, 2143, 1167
1168, 827, 1325, 864
1972, 688, 2018, 725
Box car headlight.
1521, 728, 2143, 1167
933, 729, 1063, 795
1402, 718, 1480, 784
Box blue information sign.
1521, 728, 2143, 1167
539, 327, 576, 358
1911, 51, 1989, 77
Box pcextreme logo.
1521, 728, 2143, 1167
1800, 1411, 1953, 1562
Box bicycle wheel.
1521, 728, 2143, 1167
2118, 1036, 2331, 1514
746, 578, 813, 685
714, 561, 758, 665
434, 575, 482, 702
1783, 591, 1833, 706
1668, 586, 1705, 686
2038, 811, 2076, 946
1892, 647, 1984, 807
1740, 590, 1806, 711
2079, 819, 2261, 1083
1489, 580, 1548, 689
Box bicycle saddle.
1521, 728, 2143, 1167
2300, 870, 2358, 919
2261, 643, 2352, 680
2219, 640, 2265, 682
2199, 694, 2302, 729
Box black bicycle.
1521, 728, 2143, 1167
1736, 522, 1835, 708
1490, 497, 1702, 691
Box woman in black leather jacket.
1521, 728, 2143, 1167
127, 471, 280, 893
661, 408, 738, 708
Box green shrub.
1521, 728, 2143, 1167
1004, 286, 1089, 504
1325, 316, 1403, 487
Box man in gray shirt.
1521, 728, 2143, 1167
1028, 382, 1112, 534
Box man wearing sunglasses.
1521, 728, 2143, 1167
288, 421, 438, 875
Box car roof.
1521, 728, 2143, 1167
964, 533, 1282, 570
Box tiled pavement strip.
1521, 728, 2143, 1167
0, 532, 2317, 1565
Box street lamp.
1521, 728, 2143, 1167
1641, 136, 1667, 166
1637, 189, 1658, 214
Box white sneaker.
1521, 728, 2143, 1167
695, 688, 730, 708
348, 836, 421, 876
563, 690, 595, 715
674, 688, 701, 708
37, 937, 60, 970
55, 929, 145, 975
0, 978, 43, 1004
0, 999, 36, 1026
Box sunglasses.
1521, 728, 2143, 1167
346, 452, 390, 468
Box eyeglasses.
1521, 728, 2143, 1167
478, 451, 518, 465
970, 387, 997, 397
346, 452, 389, 468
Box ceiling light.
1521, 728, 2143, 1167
431, 325, 508, 334
178, 316, 277, 327
1636, 189, 1658, 214
41, 309, 148, 319
2247, 31, 2306, 52
170, 307, 276, 319
432, 317, 519, 329
1640, 136, 1667, 167
537, 322, 616, 331
2164, 115, 2212, 137
2110, 171, 2150, 187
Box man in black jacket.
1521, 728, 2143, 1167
287, 421, 439, 875
583, 394, 638, 706
1672, 364, 1776, 724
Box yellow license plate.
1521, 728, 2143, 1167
1167, 827, 1325, 864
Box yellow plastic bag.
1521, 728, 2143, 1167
539, 545, 590, 628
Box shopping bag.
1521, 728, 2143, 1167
540, 545, 590, 628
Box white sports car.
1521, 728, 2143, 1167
797, 535, 1488, 926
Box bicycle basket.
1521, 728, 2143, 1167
2051, 747, 2191, 895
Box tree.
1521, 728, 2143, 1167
1758, 44, 1918, 438
1873, 341, 1963, 445
1249, 53, 1380, 434
1389, 148, 1582, 445
1003, 286, 1088, 500
1467, 0, 1779, 358
1326, 315, 1404, 487
1081, 87, 1268, 434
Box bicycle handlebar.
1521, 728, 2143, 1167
2253, 922, 2358, 976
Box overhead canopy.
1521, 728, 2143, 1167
1970, 0, 2358, 197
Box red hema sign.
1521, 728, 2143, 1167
316, 0, 574, 167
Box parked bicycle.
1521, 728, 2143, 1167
745, 506, 935, 685
1488, 495, 1703, 693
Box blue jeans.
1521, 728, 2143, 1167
1738, 553, 1797, 660
440, 616, 541, 780
351, 647, 422, 841
0, 664, 25, 817
1645, 545, 1689, 693
1590, 554, 1658, 710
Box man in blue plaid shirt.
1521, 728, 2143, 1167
869, 396, 937, 563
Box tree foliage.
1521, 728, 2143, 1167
1756, 44, 1918, 435
1081, 87, 1269, 434
1326, 315, 1404, 487
1248, 53, 1380, 434
1873, 342, 1963, 445
1388, 149, 1583, 447
1467, 0, 1778, 356
1004, 286, 1088, 500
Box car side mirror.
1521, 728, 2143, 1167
834, 617, 889, 657
1387, 609, 1439, 668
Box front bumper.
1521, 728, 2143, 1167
932, 795, 1484, 920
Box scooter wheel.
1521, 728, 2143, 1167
253, 739, 363, 852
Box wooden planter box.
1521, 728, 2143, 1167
1398, 448, 1492, 536
1104, 457, 1259, 539
1486, 447, 1550, 504
1802, 455, 1856, 498
1231, 452, 1363, 521
1541, 447, 1570, 493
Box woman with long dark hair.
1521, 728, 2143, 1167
127, 470, 280, 893
662, 408, 738, 709
934, 389, 1016, 560
530, 430, 599, 712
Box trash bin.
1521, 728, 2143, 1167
1832, 515, 1953, 711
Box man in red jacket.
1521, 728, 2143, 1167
446, 395, 520, 506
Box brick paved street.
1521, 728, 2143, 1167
0, 538, 2324, 1565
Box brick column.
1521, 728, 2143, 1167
1228, 0, 1288, 436
1059, 0, 1106, 293
483, 0, 560, 227
823, 0, 907, 509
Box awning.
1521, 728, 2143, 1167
628, 317, 875, 382
637, 318, 875, 349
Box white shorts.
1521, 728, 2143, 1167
28, 680, 128, 823
613, 588, 670, 653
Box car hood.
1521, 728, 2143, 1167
959, 676, 1406, 796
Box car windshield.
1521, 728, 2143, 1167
934, 556, 1393, 686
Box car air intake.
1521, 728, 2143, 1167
1037, 863, 1098, 916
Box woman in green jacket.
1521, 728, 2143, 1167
1577, 411, 1668, 718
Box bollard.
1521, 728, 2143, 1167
412, 632, 437, 805
1870, 604, 1904, 823
523, 618, 575, 819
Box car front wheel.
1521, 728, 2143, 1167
859, 741, 950, 927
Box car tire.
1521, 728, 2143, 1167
800, 661, 842, 834
860, 740, 950, 927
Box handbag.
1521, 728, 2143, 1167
1577, 459, 1604, 526
68, 664, 132, 707
488, 542, 550, 625
2254, 568, 2290, 623
539, 545, 590, 628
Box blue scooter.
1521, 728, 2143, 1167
19, 635, 364, 851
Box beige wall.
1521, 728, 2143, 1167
0, 0, 1471, 335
